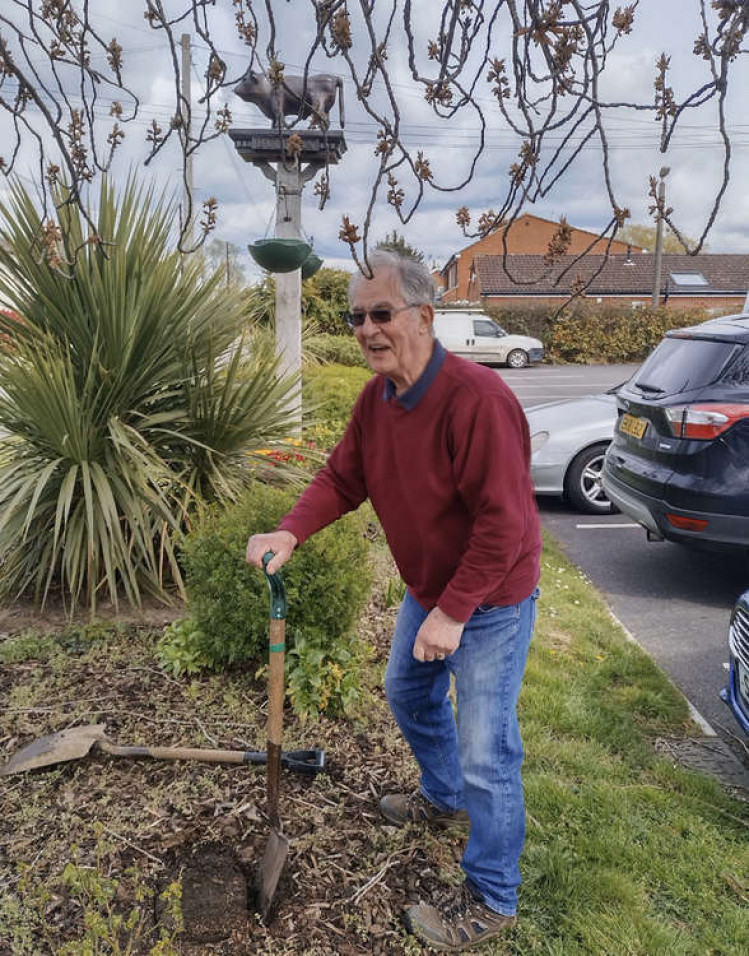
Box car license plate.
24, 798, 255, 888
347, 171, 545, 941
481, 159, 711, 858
738, 659, 749, 704
620, 413, 648, 439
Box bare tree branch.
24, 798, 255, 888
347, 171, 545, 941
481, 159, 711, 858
0, 1, 745, 289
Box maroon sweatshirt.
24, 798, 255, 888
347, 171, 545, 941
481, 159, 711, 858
279, 344, 541, 622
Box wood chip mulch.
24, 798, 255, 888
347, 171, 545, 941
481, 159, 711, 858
0, 585, 468, 955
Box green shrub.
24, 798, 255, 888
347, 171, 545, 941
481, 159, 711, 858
484, 302, 717, 364
303, 364, 372, 449
171, 481, 372, 706
246, 268, 352, 335
304, 333, 367, 367
302, 268, 352, 335
546, 306, 710, 364
485, 304, 557, 344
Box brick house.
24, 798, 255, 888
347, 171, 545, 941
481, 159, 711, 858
435, 213, 641, 304
473, 252, 749, 314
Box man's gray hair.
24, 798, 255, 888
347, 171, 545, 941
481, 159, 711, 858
348, 250, 436, 306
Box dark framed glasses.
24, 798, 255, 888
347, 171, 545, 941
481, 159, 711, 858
344, 302, 421, 328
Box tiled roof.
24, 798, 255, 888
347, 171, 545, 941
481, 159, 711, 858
474, 253, 749, 296
438, 213, 641, 274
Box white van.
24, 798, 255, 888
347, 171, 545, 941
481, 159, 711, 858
432, 310, 544, 368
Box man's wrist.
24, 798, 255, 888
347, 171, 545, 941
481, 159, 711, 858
433, 605, 462, 626
435, 600, 470, 625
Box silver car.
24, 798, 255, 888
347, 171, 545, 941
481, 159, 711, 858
526, 387, 620, 514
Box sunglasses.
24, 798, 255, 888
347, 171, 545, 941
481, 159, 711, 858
344, 302, 421, 328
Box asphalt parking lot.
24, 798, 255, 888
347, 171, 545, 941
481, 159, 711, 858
500, 363, 749, 750
500, 362, 637, 406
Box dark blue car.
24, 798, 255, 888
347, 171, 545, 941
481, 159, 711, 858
603, 313, 749, 552
721, 589, 749, 734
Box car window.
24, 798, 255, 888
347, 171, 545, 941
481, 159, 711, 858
473, 319, 499, 337
633, 337, 738, 395
719, 345, 749, 386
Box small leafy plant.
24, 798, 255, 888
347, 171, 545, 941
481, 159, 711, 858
285, 626, 372, 718
156, 618, 217, 677
383, 576, 407, 609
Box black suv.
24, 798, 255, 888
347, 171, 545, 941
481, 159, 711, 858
603, 313, 749, 552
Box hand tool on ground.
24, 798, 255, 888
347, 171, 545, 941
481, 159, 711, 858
0, 724, 325, 777
254, 551, 290, 924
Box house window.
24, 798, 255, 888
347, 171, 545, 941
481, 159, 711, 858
631, 301, 646, 310
670, 272, 708, 286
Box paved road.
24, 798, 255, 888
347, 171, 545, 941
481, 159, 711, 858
499, 363, 748, 746
500, 362, 637, 407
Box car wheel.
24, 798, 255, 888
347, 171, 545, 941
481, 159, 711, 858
506, 349, 529, 369
564, 442, 617, 514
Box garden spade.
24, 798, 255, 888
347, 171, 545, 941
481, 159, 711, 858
254, 551, 290, 923
0, 724, 324, 777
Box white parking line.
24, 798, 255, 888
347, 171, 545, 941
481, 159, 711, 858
575, 523, 640, 529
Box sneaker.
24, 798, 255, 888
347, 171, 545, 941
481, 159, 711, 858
379, 791, 469, 830
403, 883, 516, 952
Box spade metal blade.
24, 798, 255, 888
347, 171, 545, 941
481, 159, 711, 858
1, 724, 107, 775
254, 827, 289, 924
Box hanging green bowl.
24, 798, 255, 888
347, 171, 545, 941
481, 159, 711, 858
301, 252, 323, 280
248, 238, 313, 273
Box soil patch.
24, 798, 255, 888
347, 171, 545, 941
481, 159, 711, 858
0, 593, 181, 637
161, 843, 252, 944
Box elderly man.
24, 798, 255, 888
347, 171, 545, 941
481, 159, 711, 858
246, 250, 541, 952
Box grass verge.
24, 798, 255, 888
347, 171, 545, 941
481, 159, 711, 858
0, 530, 746, 955
517, 534, 747, 955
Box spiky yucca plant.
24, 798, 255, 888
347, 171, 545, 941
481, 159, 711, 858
0, 177, 299, 611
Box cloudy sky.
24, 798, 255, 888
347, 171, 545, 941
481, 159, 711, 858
2, 2, 747, 278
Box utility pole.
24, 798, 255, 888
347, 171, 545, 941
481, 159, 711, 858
181, 33, 193, 245
651, 166, 670, 308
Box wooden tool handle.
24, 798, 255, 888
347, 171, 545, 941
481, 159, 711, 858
98, 741, 248, 763
266, 617, 285, 830
267, 618, 286, 748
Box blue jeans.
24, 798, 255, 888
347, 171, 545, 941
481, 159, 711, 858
384, 588, 538, 916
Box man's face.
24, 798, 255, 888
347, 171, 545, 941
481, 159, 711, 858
351, 268, 433, 392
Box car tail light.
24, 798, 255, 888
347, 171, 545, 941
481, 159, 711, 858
666, 513, 709, 532
664, 403, 749, 440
